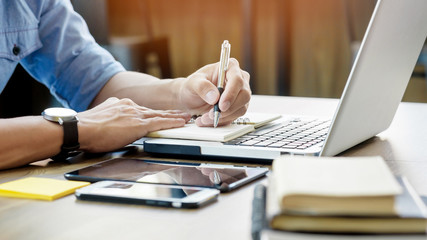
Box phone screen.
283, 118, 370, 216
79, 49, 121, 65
87, 182, 200, 199
65, 158, 268, 191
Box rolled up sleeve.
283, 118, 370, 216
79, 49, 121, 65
21, 0, 125, 111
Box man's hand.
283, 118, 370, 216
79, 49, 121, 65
178, 58, 251, 127
77, 97, 191, 153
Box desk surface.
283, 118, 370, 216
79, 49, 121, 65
1, 95, 427, 240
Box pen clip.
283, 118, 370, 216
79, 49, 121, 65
218, 40, 231, 88
221, 41, 231, 71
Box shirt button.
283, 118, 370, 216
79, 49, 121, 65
12, 45, 21, 56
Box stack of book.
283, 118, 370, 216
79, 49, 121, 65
264, 156, 427, 234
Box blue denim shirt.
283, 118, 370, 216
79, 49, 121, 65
0, 0, 125, 111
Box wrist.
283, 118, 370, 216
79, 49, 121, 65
38, 116, 63, 158
42, 108, 80, 161
170, 77, 187, 110
75, 114, 93, 152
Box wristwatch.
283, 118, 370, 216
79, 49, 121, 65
42, 107, 80, 161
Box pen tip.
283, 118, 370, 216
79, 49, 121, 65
214, 112, 220, 128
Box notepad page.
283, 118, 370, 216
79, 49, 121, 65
147, 123, 254, 142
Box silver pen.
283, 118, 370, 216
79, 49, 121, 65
213, 40, 231, 128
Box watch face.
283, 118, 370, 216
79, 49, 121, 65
42, 107, 77, 122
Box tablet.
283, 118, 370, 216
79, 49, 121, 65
64, 158, 269, 192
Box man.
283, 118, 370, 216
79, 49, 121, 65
0, 0, 251, 170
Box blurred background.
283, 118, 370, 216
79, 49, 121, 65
1, 0, 426, 117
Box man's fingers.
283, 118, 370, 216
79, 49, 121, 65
188, 72, 219, 105
140, 110, 191, 121
194, 101, 248, 127
142, 117, 187, 133
94, 97, 192, 121
219, 58, 250, 112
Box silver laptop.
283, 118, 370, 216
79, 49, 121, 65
138, 0, 427, 162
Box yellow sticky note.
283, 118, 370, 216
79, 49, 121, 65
0, 177, 90, 201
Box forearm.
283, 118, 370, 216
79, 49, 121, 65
0, 117, 62, 170
90, 71, 185, 110
0, 98, 191, 170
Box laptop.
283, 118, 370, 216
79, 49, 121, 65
138, 0, 427, 162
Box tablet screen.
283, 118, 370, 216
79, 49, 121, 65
65, 158, 268, 192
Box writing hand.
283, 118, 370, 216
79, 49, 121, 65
178, 58, 251, 127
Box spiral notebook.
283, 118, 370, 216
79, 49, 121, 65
146, 112, 281, 142
232, 112, 282, 128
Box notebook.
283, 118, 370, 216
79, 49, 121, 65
146, 112, 281, 142
252, 177, 427, 236
140, 0, 427, 162
265, 156, 427, 234
271, 156, 402, 216
232, 112, 282, 128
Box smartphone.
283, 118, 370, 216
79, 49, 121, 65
65, 158, 269, 192
75, 181, 220, 208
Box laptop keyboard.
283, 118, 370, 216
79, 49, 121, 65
225, 118, 331, 150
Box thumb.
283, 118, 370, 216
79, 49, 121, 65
190, 74, 219, 105
204, 88, 219, 105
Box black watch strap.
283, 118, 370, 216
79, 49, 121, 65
51, 117, 80, 161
